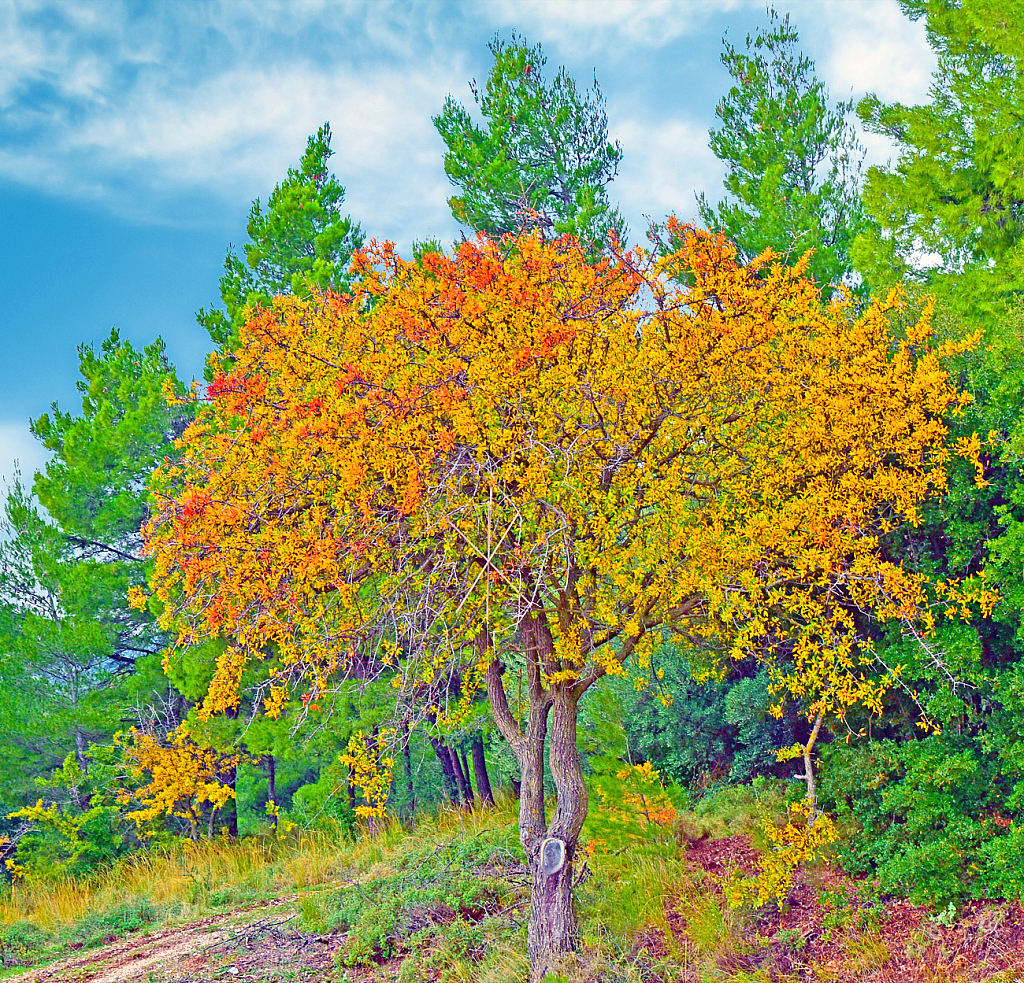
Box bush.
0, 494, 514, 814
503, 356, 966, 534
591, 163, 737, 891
314, 835, 508, 968
0, 921, 49, 968
61, 896, 157, 950
820, 735, 1012, 905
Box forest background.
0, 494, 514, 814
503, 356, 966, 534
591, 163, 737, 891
2, 0, 1024, 979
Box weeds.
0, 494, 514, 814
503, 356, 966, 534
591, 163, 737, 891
4, 785, 1018, 983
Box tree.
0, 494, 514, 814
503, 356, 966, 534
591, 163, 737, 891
0, 479, 124, 803
31, 330, 192, 566
434, 34, 625, 249
854, 1, 1024, 297
141, 226, 981, 979
699, 10, 868, 293
0, 332, 191, 814
197, 123, 364, 352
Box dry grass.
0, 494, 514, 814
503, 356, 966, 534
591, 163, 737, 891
0, 793, 523, 943
1, 830, 328, 936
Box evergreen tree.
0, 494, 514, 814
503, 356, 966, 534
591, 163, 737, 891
198, 123, 364, 351
853, 0, 1024, 299
0, 332, 191, 815
434, 33, 625, 250
699, 10, 868, 293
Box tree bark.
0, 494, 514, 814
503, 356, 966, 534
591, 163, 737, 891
801, 709, 824, 817
459, 747, 475, 801
471, 732, 495, 807
401, 720, 415, 820
265, 754, 277, 830
481, 614, 587, 983
526, 687, 586, 979
266, 753, 276, 805
450, 744, 472, 806
74, 726, 89, 776
426, 732, 459, 802
224, 758, 238, 838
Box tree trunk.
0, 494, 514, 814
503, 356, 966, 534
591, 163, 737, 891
526, 688, 586, 980
459, 747, 475, 802
471, 732, 495, 807
401, 720, 415, 820
265, 754, 277, 829
74, 727, 89, 776
482, 618, 588, 983
68, 728, 88, 812
426, 733, 461, 802
802, 709, 824, 817
450, 744, 472, 806
224, 759, 238, 838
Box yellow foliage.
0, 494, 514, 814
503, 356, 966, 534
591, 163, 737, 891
118, 727, 242, 837
139, 224, 985, 761
725, 798, 840, 908
265, 799, 297, 838
339, 730, 394, 819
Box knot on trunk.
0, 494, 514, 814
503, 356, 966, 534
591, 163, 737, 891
539, 837, 565, 876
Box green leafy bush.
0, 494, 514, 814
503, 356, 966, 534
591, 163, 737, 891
316, 836, 507, 967
820, 735, 1018, 905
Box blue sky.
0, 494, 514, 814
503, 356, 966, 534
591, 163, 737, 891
0, 0, 936, 491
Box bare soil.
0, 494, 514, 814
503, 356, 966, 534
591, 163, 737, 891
1, 896, 363, 983
645, 833, 1024, 982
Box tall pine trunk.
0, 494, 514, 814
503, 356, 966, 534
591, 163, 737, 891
471, 732, 495, 807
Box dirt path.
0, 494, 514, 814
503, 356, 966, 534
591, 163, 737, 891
2, 896, 350, 983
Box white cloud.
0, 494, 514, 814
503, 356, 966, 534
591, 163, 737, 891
0, 0, 939, 245
614, 116, 722, 231
0, 2, 465, 240
819, 0, 935, 105
484, 0, 740, 48
0, 40, 465, 241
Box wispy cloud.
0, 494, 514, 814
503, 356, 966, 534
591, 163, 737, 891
614, 117, 722, 231
0, 421, 48, 498
483, 0, 740, 49
0, 0, 938, 246
0, 1, 468, 240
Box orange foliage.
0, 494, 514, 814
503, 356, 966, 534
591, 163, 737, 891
141, 225, 988, 749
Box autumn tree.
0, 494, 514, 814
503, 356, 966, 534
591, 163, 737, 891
142, 227, 981, 979
434, 34, 625, 249
699, 10, 869, 293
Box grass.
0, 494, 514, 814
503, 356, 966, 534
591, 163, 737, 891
4, 784, 1004, 982
0, 791, 751, 981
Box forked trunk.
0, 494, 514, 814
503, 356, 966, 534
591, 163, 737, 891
482, 628, 591, 983
525, 688, 587, 981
